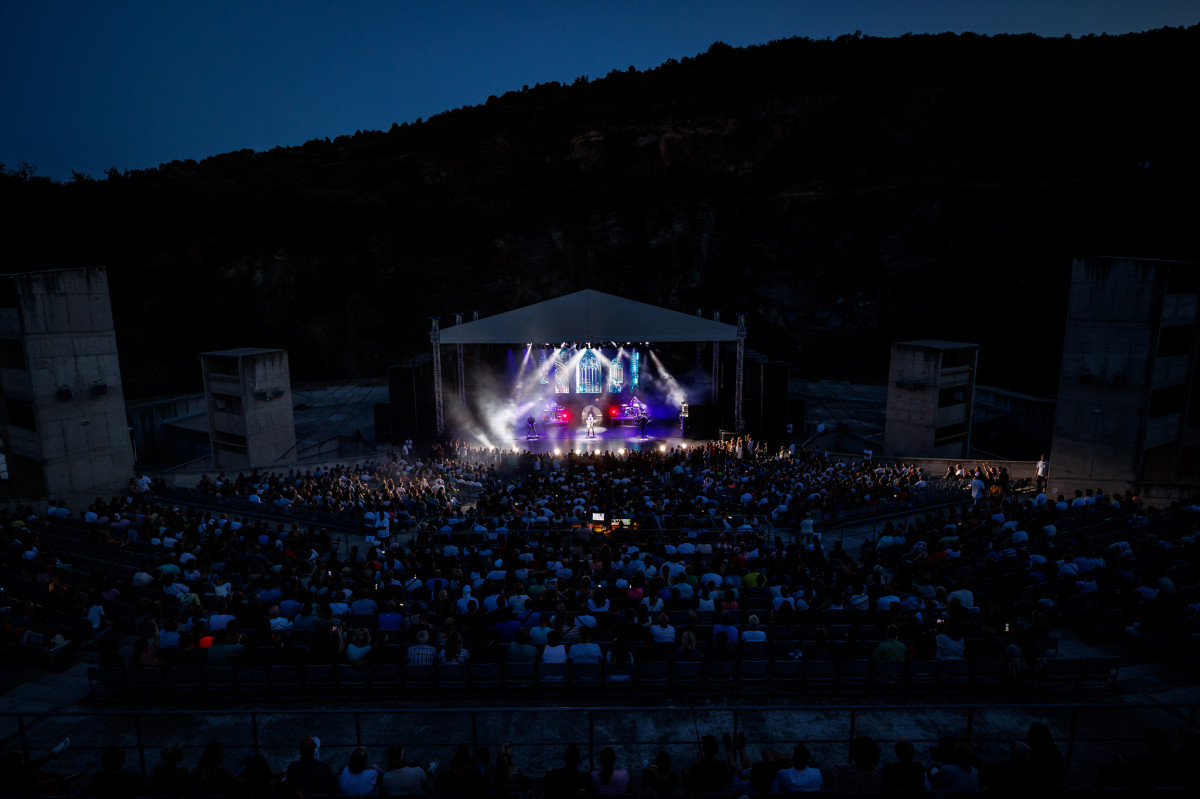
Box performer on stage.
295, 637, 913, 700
638, 411, 649, 438
586, 411, 596, 439
526, 415, 537, 439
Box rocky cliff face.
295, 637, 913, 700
2, 29, 1196, 398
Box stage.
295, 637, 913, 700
501, 416, 691, 455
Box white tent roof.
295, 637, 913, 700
438, 289, 739, 344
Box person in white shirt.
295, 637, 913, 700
650, 614, 677, 644
775, 744, 824, 793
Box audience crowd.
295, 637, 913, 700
3, 441, 1200, 796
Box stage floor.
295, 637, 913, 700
461, 419, 694, 454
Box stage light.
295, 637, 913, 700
659, 445, 666, 452
553, 448, 561, 455
618, 448, 625, 455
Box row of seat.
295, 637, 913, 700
1, 783, 1194, 799
87, 655, 1119, 701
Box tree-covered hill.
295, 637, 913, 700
3, 26, 1197, 398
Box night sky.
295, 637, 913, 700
4, 0, 1197, 181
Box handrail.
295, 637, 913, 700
4, 702, 1196, 781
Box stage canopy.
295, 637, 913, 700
438, 289, 739, 344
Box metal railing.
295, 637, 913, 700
3, 702, 1196, 782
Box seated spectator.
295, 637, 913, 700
380, 745, 433, 797
931, 742, 979, 797
338, 746, 379, 796
650, 613, 676, 645
148, 741, 190, 799
742, 615, 767, 643
832, 736, 882, 793
568, 625, 602, 664
872, 625, 908, 661
436, 744, 486, 797
440, 631, 470, 665
507, 628, 538, 664
191, 742, 243, 798
346, 628, 373, 666
86, 747, 145, 799
605, 640, 636, 685
675, 630, 703, 661
641, 749, 680, 796
935, 622, 966, 661
1026, 721, 1064, 791
406, 630, 437, 666
543, 744, 591, 799
591, 747, 630, 796
774, 742, 823, 793
713, 611, 740, 644
282, 736, 335, 797
541, 631, 568, 668
881, 737, 927, 793
685, 734, 731, 795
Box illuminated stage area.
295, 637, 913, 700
463, 342, 693, 451
428, 290, 747, 448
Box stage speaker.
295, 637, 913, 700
681, 404, 718, 439
389, 362, 436, 441
759, 361, 790, 440
374, 403, 391, 444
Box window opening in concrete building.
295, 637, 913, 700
5, 397, 36, 431
1148, 385, 1186, 419
0, 338, 25, 370
207, 356, 240, 377
1157, 326, 1193, 358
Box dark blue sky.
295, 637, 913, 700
4, 0, 1197, 181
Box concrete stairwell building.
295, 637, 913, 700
199, 348, 296, 469
0, 267, 133, 502
884, 340, 979, 458
1050, 256, 1200, 500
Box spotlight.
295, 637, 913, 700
659, 445, 666, 452
554, 448, 561, 455
618, 448, 626, 455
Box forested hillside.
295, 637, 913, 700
2, 26, 1197, 398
